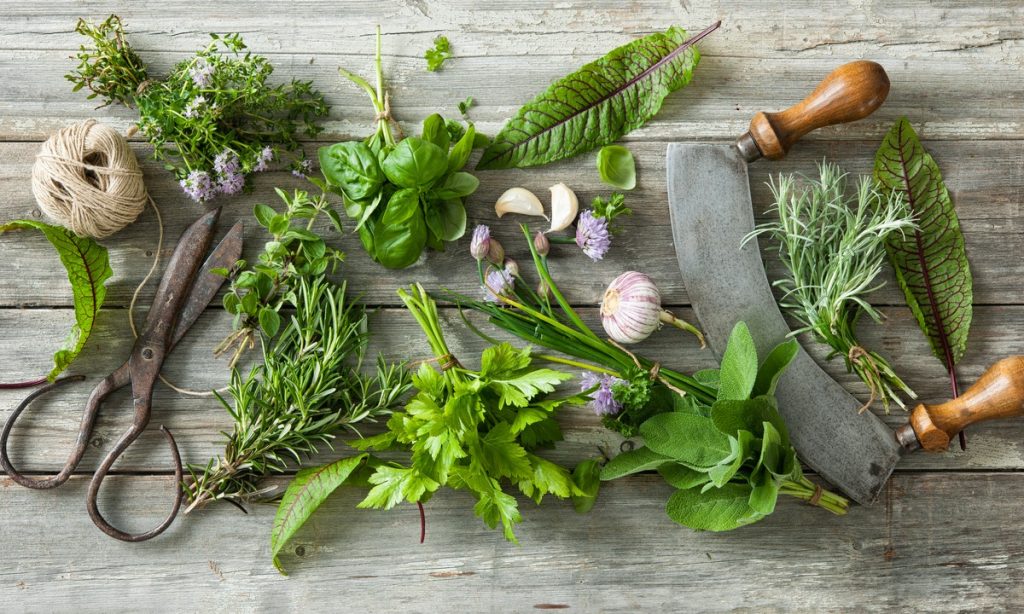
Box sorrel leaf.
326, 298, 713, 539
477, 22, 719, 170
270, 454, 368, 574
874, 118, 973, 383
0, 220, 112, 380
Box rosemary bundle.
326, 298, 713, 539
185, 277, 410, 511
744, 162, 917, 411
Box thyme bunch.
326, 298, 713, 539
68, 15, 328, 201
185, 277, 411, 511
744, 162, 917, 411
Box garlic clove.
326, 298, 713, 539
547, 183, 579, 232
495, 187, 547, 219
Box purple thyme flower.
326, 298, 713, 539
217, 170, 245, 195
580, 372, 625, 416
576, 210, 612, 261
183, 95, 207, 119
254, 146, 274, 172
189, 58, 215, 88
470, 225, 491, 261
483, 266, 515, 303
213, 149, 241, 176
292, 158, 313, 178
180, 170, 215, 202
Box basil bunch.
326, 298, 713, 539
319, 114, 478, 268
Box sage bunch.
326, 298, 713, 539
745, 162, 917, 412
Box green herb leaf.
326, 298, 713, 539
424, 199, 467, 242
270, 454, 368, 574
424, 35, 452, 72
596, 145, 637, 190
751, 339, 798, 398
710, 396, 790, 448
599, 446, 672, 480
747, 468, 780, 516
447, 123, 477, 173
381, 137, 448, 189
665, 482, 761, 532
873, 118, 973, 375
707, 430, 753, 487
658, 463, 712, 490
717, 321, 758, 401
458, 96, 475, 116
640, 413, 731, 469
258, 307, 281, 337
373, 207, 427, 269
432, 172, 479, 199
0, 220, 112, 380
477, 24, 717, 169
318, 141, 385, 200
570, 458, 602, 513
420, 114, 451, 151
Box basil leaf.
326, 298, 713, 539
478, 24, 716, 169
432, 172, 479, 199
420, 113, 450, 151
447, 123, 476, 173
318, 141, 384, 200
270, 454, 368, 574
424, 198, 467, 242
373, 207, 426, 269
640, 413, 731, 469
718, 321, 758, 401
599, 446, 672, 480
381, 137, 448, 189
665, 482, 761, 532
381, 188, 420, 226
596, 145, 636, 190
0, 220, 112, 380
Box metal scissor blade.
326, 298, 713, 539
171, 219, 244, 350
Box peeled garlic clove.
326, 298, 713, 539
548, 183, 578, 232
495, 187, 546, 219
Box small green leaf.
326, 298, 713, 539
424, 35, 452, 72
253, 203, 277, 229
600, 446, 672, 480
381, 188, 420, 226
447, 123, 477, 173
420, 114, 450, 151
640, 413, 731, 469
717, 321, 758, 401
258, 307, 281, 337
432, 172, 479, 199
665, 482, 762, 532
424, 199, 467, 242
458, 96, 475, 116
751, 339, 798, 398
571, 458, 602, 513
747, 468, 780, 516
381, 137, 448, 189
596, 145, 636, 190
270, 454, 368, 574
0, 221, 112, 380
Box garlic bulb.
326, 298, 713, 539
600, 272, 706, 347
495, 187, 546, 219
548, 183, 578, 232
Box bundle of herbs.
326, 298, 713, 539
268, 284, 588, 573
317, 28, 480, 268
744, 162, 917, 412
185, 276, 411, 511
68, 15, 328, 201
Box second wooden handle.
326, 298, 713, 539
736, 60, 890, 162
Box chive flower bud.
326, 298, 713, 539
533, 231, 550, 257
470, 224, 491, 261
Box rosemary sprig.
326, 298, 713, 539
744, 162, 917, 412
185, 277, 411, 511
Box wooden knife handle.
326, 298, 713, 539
903, 357, 1024, 452
735, 60, 890, 162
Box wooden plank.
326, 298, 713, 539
3, 305, 1024, 474
0, 140, 1019, 307
2, 472, 1023, 611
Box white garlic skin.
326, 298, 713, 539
547, 183, 579, 232
600, 271, 663, 344
495, 187, 547, 219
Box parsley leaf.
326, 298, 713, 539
424, 35, 452, 72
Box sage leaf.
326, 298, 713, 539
640, 413, 731, 469
570, 458, 602, 513
665, 482, 760, 532
707, 430, 754, 487
658, 463, 711, 490
873, 118, 972, 379
717, 321, 758, 401
710, 396, 790, 448
747, 468, 780, 516
0, 220, 112, 380
596, 145, 636, 190
271, 454, 368, 574
751, 339, 798, 398
477, 23, 719, 170
599, 445, 672, 480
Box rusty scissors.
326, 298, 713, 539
0, 208, 242, 542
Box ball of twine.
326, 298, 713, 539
31, 119, 147, 239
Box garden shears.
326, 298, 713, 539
0, 208, 242, 541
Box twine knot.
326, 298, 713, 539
31, 120, 146, 239
808, 484, 824, 507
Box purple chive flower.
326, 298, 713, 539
292, 159, 313, 178
254, 146, 274, 172
483, 266, 515, 303
575, 210, 612, 261
470, 225, 491, 261
580, 372, 625, 416
189, 58, 215, 88
180, 170, 215, 202
183, 95, 207, 119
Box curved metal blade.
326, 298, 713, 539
171, 219, 244, 350
667, 142, 901, 504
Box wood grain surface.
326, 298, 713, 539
1, 1, 1022, 612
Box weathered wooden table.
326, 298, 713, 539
1, 2, 1022, 611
